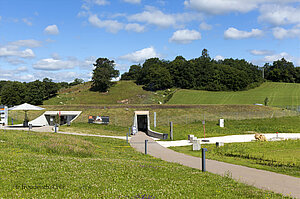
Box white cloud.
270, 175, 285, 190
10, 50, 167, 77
18, 74, 35, 81
272, 27, 300, 39
184, 0, 300, 15
125, 23, 145, 32
81, 56, 96, 69
184, 0, 257, 15
51, 52, 61, 60
199, 22, 212, 30
0, 39, 41, 60
44, 24, 59, 35
127, 6, 202, 28
224, 27, 263, 39
17, 66, 28, 72
0, 67, 33, 82
33, 58, 78, 70
0, 16, 2, 21
259, 4, 300, 26
81, 0, 109, 10
88, 14, 123, 33
169, 29, 201, 44
120, 46, 160, 63
123, 0, 141, 4
10, 39, 42, 48
22, 18, 32, 26
4, 57, 25, 65
263, 52, 291, 63
250, 49, 273, 56
91, 0, 109, 5
214, 55, 224, 61
0, 47, 35, 58
128, 6, 176, 28
34, 71, 91, 82
33, 56, 95, 71
253, 52, 300, 66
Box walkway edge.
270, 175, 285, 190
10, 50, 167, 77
130, 132, 300, 198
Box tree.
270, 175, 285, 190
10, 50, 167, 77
264, 97, 269, 106
120, 64, 141, 80
0, 81, 26, 105
90, 58, 119, 92
143, 64, 173, 91
69, 78, 84, 86
24, 80, 46, 105
43, 78, 59, 99
264, 58, 296, 83
169, 56, 195, 89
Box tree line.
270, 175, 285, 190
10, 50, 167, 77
121, 49, 264, 91
0, 78, 84, 106
1, 49, 299, 105
264, 58, 300, 83
121, 49, 300, 91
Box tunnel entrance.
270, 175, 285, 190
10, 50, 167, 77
137, 115, 148, 132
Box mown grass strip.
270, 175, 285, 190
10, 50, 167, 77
0, 130, 289, 198
171, 139, 300, 177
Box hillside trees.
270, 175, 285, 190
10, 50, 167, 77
264, 58, 298, 83
91, 58, 119, 92
1, 81, 27, 105
43, 78, 59, 99
0, 78, 61, 105
69, 78, 84, 87
120, 64, 141, 80
25, 80, 46, 105
127, 49, 264, 91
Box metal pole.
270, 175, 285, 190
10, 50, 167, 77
145, 140, 148, 155
54, 123, 57, 133
202, 120, 205, 139
154, 112, 156, 128
170, 121, 173, 140
126, 132, 128, 144
202, 148, 207, 172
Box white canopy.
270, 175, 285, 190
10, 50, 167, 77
9, 103, 44, 126
9, 103, 44, 111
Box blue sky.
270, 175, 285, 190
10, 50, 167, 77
0, 0, 299, 82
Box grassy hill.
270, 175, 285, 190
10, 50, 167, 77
168, 82, 300, 106
0, 130, 288, 198
43, 81, 164, 105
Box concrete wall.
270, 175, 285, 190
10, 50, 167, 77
133, 111, 168, 140
147, 129, 168, 140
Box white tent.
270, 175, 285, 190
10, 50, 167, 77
9, 103, 44, 126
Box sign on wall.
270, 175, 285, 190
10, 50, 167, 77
88, 115, 109, 124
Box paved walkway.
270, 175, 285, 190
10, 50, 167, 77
157, 133, 300, 147
130, 132, 300, 198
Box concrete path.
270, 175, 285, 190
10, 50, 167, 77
130, 131, 300, 198
157, 133, 300, 148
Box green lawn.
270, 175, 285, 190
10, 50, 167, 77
43, 81, 164, 105
0, 130, 288, 198
168, 82, 300, 106
155, 116, 300, 140
59, 122, 129, 136
18, 104, 296, 129
171, 139, 300, 177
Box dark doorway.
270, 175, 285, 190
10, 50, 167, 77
137, 115, 148, 132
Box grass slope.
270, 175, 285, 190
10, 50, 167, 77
172, 139, 300, 177
0, 130, 288, 198
154, 116, 300, 140
43, 81, 163, 105
168, 82, 300, 106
